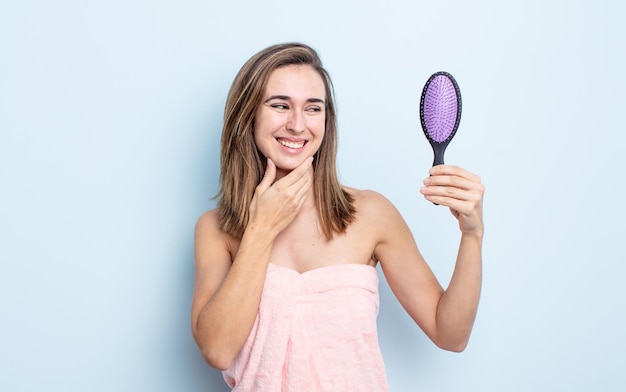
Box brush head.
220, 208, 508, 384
420, 71, 462, 144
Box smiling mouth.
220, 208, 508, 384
277, 138, 306, 149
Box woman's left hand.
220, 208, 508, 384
420, 165, 485, 236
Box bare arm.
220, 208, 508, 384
191, 158, 313, 370
422, 164, 484, 351
375, 165, 484, 352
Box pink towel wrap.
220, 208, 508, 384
223, 263, 389, 391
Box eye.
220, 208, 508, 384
306, 106, 323, 113
271, 103, 289, 110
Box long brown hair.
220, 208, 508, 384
217, 42, 355, 239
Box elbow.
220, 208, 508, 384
193, 327, 236, 371
433, 334, 470, 353
201, 348, 234, 371
430, 315, 475, 352
439, 340, 468, 353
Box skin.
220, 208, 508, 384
253, 64, 325, 180
191, 64, 485, 371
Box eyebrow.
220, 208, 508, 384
265, 95, 325, 104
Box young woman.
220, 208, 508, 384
191, 42, 484, 391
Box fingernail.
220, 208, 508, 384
423, 177, 431, 184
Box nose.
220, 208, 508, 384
286, 109, 305, 133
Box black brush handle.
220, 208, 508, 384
430, 140, 449, 167
429, 141, 450, 205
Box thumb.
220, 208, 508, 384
257, 158, 276, 193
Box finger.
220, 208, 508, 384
429, 165, 481, 183
422, 182, 484, 222
420, 176, 484, 207
421, 185, 479, 205
424, 174, 485, 194
275, 165, 312, 208
283, 164, 314, 212
422, 190, 479, 209
256, 158, 276, 193
424, 174, 470, 190
292, 166, 313, 200
275, 156, 314, 187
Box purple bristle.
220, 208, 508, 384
422, 74, 459, 142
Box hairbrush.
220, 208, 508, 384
419, 71, 462, 167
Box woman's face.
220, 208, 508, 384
254, 64, 326, 179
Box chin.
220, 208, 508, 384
272, 156, 307, 172
275, 161, 299, 172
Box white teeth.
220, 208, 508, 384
278, 139, 305, 149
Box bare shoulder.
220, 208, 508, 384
194, 209, 237, 264
344, 186, 403, 222
195, 209, 221, 236
195, 209, 221, 247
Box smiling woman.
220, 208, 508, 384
214, 43, 353, 241
254, 65, 326, 179
191, 42, 485, 391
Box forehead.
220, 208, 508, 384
264, 65, 326, 98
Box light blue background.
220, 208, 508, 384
2, 1, 624, 391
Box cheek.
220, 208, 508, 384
312, 128, 326, 155
252, 114, 268, 143
252, 129, 268, 158
254, 111, 279, 136
252, 127, 261, 145
310, 116, 326, 135
316, 120, 326, 138
317, 128, 326, 142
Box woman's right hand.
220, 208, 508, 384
192, 158, 313, 370
248, 157, 314, 235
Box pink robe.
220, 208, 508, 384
223, 263, 389, 391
